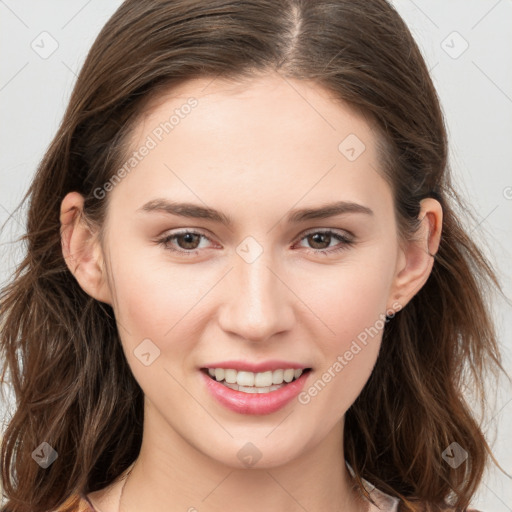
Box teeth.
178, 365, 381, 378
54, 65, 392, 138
272, 369, 284, 384
283, 369, 295, 383
237, 371, 255, 387
223, 382, 286, 393
239, 385, 269, 393
205, 367, 305, 387
224, 369, 237, 384
254, 370, 273, 387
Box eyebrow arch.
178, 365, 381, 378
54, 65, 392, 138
137, 199, 233, 225
137, 198, 373, 226
286, 201, 373, 222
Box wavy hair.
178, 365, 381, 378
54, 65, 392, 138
0, 1, 506, 511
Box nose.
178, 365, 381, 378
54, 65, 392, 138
217, 249, 295, 343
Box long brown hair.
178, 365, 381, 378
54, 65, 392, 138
0, 1, 507, 511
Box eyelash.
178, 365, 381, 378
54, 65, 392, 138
156, 229, 354, 257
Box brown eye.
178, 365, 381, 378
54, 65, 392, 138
296, 229, 354, 256
157, 230, 213, 257
306, 232, 333, 250
174, 232, 202, 250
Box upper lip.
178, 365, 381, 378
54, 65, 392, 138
201, 360, 311, 373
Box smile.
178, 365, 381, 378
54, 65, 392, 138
203, 367, 310, 393
200, 367, 312, 414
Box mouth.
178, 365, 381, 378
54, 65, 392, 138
200, 367, 313, 394
200, 365, 313, 415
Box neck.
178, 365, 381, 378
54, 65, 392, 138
115, 403, 367, 512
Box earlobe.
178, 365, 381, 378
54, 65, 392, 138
60, 191, 112, 305
388, 198, 443, 310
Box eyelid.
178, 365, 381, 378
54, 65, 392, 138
292, 228, 355, 255
297, 226, 354, 241
158, 228, 216, 247
158, 226, 354, 242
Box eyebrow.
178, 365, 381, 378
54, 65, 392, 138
137, 198, 373, 226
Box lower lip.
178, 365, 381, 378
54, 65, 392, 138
200, 370, 310, 415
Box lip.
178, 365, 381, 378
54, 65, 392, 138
200, 359, 309, 373
200, 368, 311, 415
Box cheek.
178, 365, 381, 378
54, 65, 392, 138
119, 271, 177, 339
110, 258, 204, 398
297, 253, 395, 410
105, 240, 198, 360
312, 287, 385, 399
298, 292, 385, 429
107, 248, 229, 403
304, 253, 395, 346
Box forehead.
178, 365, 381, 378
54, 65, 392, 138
107, 73, 390, 223
133, 72, 378, 151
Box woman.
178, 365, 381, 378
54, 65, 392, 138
0, 1, 505, 511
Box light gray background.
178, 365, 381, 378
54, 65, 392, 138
0, 1, 511, 509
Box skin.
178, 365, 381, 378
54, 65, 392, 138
60, 72, 442, 512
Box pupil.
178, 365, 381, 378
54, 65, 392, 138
309, 233, 330, 249
179, 233, 199, 249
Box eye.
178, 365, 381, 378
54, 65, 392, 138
294, 229, 354, 256
157, 228, 355, 258
157, 230, 214, 257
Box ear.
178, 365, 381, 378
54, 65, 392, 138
60, 191, 113, 305
387, 198, 443, 311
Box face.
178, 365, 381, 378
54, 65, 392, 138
65, 73, 423, 470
